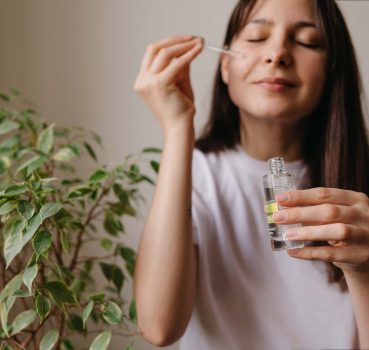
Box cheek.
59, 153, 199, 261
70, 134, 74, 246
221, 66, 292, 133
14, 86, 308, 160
299, 56, 327, 94
226, 61, 249, 103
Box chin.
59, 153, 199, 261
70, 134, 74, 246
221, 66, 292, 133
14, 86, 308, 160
243, 106, 300, 122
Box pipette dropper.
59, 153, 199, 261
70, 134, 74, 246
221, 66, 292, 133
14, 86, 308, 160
205, 44, 245, 59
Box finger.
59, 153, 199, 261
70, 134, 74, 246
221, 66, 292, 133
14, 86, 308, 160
286, 223, 363, 243
150, 38, 203, 74
140, 35, 193, 71
276, 187, 368, 207
176, 64, 193, 101
273, 204, 357, 225
287, 245, 368, 265
161, 42, 204, 82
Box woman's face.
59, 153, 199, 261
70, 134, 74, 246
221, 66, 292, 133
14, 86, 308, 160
221, 0, 327, 123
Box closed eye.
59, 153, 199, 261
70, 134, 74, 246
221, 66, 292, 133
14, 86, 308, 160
246, 39, 266, 42
296, 42, 319, 49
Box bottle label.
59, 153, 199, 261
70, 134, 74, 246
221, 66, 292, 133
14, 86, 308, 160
264, 201, 278, 224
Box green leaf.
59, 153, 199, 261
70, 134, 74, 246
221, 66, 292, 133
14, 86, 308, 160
67, 187, 92, 199
89, 331, 111, 350
129, 298, 137, 325
142, 147, 162, 153
0, 274, 23, 303
2, 183, 28, 198
21, 213, 43, 250
150, 160, 160, 173
100, 239, 112, 250
84, 142, 97, 161
35, 294, 51, 322
67, 314, 83, 333
120, 247, 136, 277
0, 301, 9, 337
104, 210, 124, 235
11, 88, 20, 96
99, 263, 125, 292
15, 155, 48, 176
102, 301, 123, 325
17, 201, 35, 220
10, 310, 37, 335
120, 247, 135, 264
45, 281, 75, 307
0, 200, 18, 215
113, 183, 129, 205
40, 329, 59, 350
0, 135, 20, 149
91, 131, 102, 146
124, 346, 134, 350
0, 120, 19, 135
4, 218, 27, 268
88, 169, 108, 184
26, 156, 48, 176
53, 147, 75, 162
13, 290, 32, 298
88, 293, 105, 302
68, 144, 80, 156
60, 231, 71, 254
82, 301, 94, 329
62, 339, 74, 350
37, 125, 54, 154
23, 264, 38, 293
0, 91, 10, 101
39, 202, 62, 220
32, 230, 52, 256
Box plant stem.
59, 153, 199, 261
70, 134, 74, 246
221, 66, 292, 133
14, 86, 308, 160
55, 313, 65, 350
69, 182, 111, 271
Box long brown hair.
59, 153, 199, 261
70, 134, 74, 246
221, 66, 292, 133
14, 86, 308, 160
196, 0, 369, 289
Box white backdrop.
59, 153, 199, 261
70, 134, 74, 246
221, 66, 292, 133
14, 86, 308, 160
0, 1, 368, 349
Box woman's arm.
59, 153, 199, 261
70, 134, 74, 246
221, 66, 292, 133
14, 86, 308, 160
273, 187, 369, 348
344, 270, 369, 348
133, 35, 204, 347
133, 124, 197, 346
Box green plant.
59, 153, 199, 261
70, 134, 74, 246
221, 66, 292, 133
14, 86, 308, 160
0, 90, 160, 350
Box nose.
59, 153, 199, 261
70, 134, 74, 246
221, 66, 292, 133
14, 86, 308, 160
263, 38, 292, 68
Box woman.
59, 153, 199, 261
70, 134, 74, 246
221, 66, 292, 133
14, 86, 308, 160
133, 0, 369, 348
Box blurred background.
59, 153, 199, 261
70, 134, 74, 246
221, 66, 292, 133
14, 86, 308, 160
0, 1, 367, 349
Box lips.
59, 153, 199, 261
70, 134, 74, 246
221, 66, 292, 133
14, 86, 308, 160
255, 77, 297, 92
256, 77, 296, 87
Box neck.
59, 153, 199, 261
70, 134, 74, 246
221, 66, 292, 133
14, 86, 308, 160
239, 112, 309, 162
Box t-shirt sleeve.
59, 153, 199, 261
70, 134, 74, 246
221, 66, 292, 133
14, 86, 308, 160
191, 150, 214, 246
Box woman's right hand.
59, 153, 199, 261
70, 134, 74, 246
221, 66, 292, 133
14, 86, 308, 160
134, 35, 204, 135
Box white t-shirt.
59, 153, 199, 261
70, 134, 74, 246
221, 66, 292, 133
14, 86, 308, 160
180, 145, 358, 350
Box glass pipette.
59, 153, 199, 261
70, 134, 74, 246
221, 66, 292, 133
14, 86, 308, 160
205, 44, 245, 59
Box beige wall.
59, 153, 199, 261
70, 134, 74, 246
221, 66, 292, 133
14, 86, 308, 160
0, 1, 368, 349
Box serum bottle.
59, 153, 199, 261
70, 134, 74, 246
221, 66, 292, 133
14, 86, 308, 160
262, 157, 305, 251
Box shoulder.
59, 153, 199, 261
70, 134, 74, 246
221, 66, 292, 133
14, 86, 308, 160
192, 147, 240, 197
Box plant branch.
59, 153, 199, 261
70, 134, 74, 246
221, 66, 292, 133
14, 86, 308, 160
55, 312, 65, 350
69, 181, 112, 271
76, 253, 116, 265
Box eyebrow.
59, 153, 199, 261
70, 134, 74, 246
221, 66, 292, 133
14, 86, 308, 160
247, 18, 317, 29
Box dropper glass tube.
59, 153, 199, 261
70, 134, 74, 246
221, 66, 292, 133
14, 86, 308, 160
204, 44, 245, 59
262, 157, 305, 251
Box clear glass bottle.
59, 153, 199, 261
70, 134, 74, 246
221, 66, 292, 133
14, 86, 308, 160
262, 157, 305, 251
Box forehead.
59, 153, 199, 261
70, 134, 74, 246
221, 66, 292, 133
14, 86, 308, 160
247, 0, 316, 25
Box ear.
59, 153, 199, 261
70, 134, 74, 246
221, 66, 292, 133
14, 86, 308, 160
220, 53, 230, 85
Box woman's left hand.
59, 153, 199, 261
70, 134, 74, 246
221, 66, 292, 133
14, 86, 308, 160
273, 187, 369, 274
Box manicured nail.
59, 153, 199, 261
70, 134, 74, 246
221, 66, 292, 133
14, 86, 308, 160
276, 193, 288, 202
273, 211, 287, 222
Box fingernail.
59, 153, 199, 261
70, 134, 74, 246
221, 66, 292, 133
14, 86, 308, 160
276, 193, 288, 202
273, 211, 287, 222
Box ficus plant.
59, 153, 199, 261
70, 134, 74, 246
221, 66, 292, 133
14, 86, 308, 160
0, 90, 160, 350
